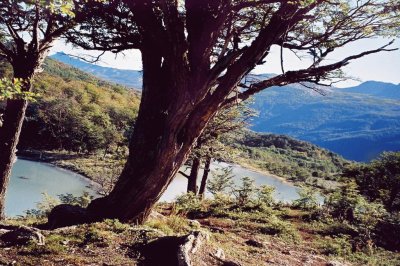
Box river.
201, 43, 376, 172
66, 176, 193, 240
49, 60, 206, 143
6, 159, 300, 217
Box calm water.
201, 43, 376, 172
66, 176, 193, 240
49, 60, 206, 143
6, 159, 99, 217
161, 162, 300, 202
7, 160, 300, 217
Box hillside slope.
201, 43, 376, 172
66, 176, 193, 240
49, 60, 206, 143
2, 58, 141, 151
250, 85, 400, 161
47, 54, 400, 161
50, 52, 143, 89
230, 131, 349, 189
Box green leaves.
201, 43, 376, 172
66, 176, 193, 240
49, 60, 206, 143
0, 78, 38, 101
39, 0, 75, 17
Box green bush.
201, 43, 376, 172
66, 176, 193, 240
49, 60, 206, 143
257, 185, 275, 207
24, 234, 66, 255
375, 213, 400, 251
232, 176, 257, 207
259, 216, 301, 243
24, 192, 93, 218
207, 167, 234, 196
175, 192, 203, 215
209, 193, 234, 216
293, 187, 319, 210
317, 235, 352, 256
58, 192, 93, 208
145, 215, 193, 235
103, 219, 130, 233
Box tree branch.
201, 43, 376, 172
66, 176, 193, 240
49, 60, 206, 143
29, 1, 41, 53
222, 41, 398, 107
178, 171, 190, 179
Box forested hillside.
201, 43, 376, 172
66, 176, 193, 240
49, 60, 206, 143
51, 52, 143, 89
48, 54, 400, 162
250, 84, 400, 161
0, 58, 141, 152
230, 131, 349, 189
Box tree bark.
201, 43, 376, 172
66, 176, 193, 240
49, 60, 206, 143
199, 157, 211, 198
85, 46, 212, 224
0, 78, 31, 219
187, 157, 200, 194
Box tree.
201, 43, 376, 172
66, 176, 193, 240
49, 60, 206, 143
232, 176, 257, 206
293, 186, 319, 210
344, 152, 400, 212
56, 0, 398, 225
179, 103, 254, 195
0, 0, 81, 218
206, 166, 234, 196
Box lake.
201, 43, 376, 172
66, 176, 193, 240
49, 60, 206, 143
6, 159, 300, 217
161, 161, 300, 202
5, 159, 99, 217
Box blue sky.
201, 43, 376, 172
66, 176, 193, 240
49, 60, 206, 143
51, 37, 400, 88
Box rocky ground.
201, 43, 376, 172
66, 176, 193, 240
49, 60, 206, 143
0, 209, 357, 266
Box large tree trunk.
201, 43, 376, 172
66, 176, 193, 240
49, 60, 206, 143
198, 157, 211, 198
187, 157, 200, 194
85, 47, 214, 224
0, 77, 31, 219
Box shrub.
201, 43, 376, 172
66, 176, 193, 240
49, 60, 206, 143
231, 176, 257, 207
24, 234, 66, 255
25, 193, 60, 218
58, 191, 93, 208
207, 166, 234, 196
317, 235, 352, 256
293, 187, 319, 210
145, 215, 193, 235
175, 192, 202, 215
257, 185, 275, 208
25, 192, 94, 218
209, 193, 234, 216
259, 216, 301, 243
375, 212, 400, 251
104, 219, 130, 233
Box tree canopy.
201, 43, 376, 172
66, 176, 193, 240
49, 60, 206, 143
49, 0, 400, 225
0, 0, 393, 225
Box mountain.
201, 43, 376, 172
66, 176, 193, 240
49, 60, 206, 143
45, 54, 400, 161
340, 81, 400, 100
250, 84, 400, 161
50, 52, 143, 89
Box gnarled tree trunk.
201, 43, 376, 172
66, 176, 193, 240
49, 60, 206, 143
199, 157, 212, 198
85, 45, 216, 223
187, 157, 200, 194
0, 75, 32, 219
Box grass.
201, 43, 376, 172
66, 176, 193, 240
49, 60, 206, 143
2, 203, 400, 266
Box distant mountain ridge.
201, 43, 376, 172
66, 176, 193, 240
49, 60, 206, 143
50, 52, 143, 89
250, 85, 400, 161
48, 53, 400, 161
340, 81, 400, 100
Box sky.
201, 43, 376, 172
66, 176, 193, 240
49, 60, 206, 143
50, 37, 400, 88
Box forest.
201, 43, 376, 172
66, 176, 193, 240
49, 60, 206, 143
0, 0, 399, 265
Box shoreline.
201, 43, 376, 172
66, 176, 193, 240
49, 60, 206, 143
16, 156, 102, 193
16, 150, 102, 189
17, 152, 92, 180
18, 149, 296, 191
232, 160, 294, 185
